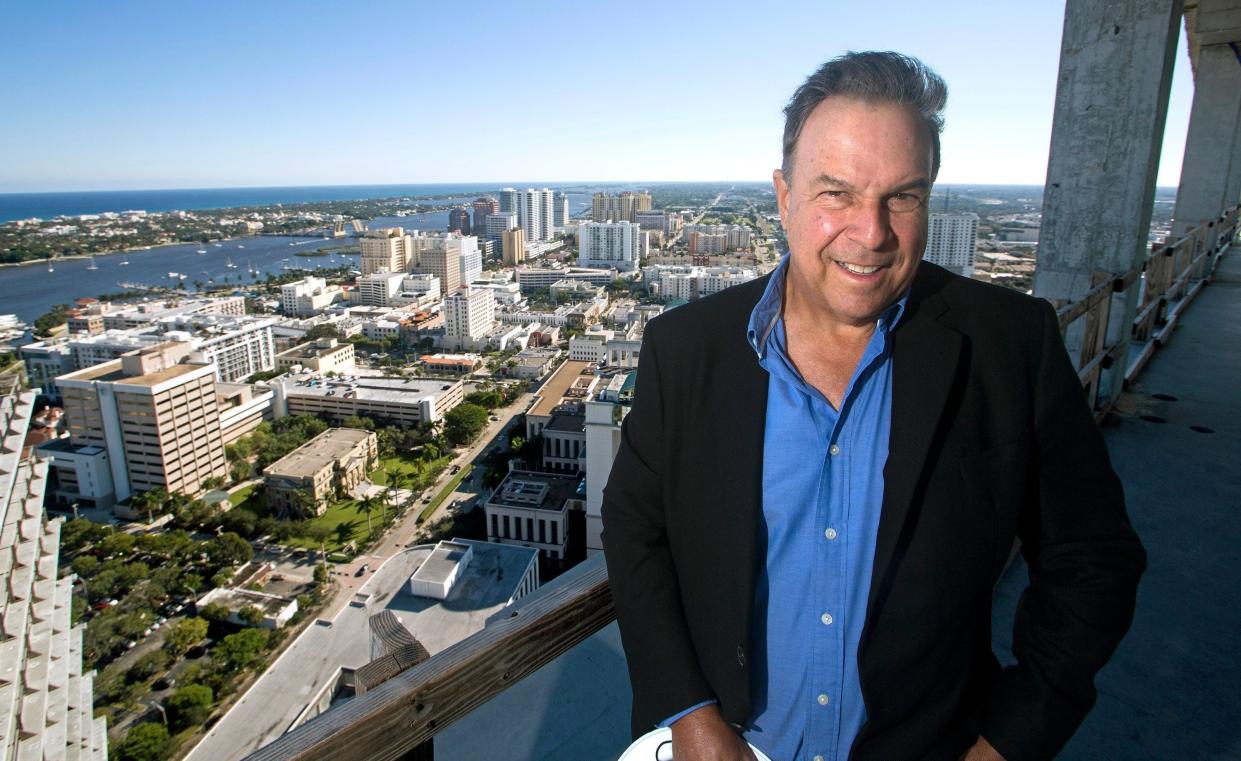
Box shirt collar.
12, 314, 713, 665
746, 254, 911, 359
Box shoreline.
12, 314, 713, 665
0, 232, 298, 269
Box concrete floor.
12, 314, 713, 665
993, 248, 1241, 760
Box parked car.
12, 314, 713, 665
355, 564, 369, 577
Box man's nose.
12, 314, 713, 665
846, 202, 892, 250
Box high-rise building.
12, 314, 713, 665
0, 376, 108, 760
684, 223, 752, 252
486, 211, 518, 245
411, 245, 462, 293
472, 197, 498, 235
55, 342, 229, 505
500, 188, 555, 242
591, 191, 652, 223
457, 236, 483, 284
444, 288, 497, 351
578, 221, 646, 272
502, 228, 526, 266
448, 207, 471, 235
924, 212, 979, 277
360, 227, 411, 275
281, 276, 342, 316
554, 191, 570, 229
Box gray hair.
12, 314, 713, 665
781, 51, 948, 180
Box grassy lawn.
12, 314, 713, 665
284, 498, 372, 553
229, 484, 257, 507
371, 454, 452, 489
419, 463, 473, 523
285, 454, 453, 554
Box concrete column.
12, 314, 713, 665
1172, 42, 1241, 238
1034, 0, 1183, 406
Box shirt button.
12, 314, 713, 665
821, 612, 834, 626
824, 527, 837, 540
829, 444, 840, 456
817, 693, 829, 705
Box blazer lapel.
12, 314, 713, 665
865, 272, 962, 624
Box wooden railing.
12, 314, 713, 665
244, 553, 614, 761
1055, 204, 1239, 418
245, 205, 1239, 761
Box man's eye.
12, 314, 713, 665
887, 193, 923, 212
820, 191, 850, 207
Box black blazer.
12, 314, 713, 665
600, 262, 1145, 761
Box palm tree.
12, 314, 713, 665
361, 495, 375, 538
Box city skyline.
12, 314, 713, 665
1, 1, 1197, 192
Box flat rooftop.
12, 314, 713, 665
283, 374, 459, 405
489, 471, 583, 513
265, 428, 373, 479
60, 358, 204, 387
529, 360, 595, 418
412, 540, 472, 585
277, 341, 351, 360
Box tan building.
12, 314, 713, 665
502, 227, 526, 266
410, 245, 462, 293
360, 227, 411, 275
263, 428, 377, 516
55, 341, 229, 512
275, 338, 356, 374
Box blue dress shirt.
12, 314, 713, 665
743, 257, 905, 761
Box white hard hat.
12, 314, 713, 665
617, 727, 773, 761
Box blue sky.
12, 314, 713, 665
0, 1, 1194, 191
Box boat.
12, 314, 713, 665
119, 260, 129, 266
226, 257, 237, 269
46, 260, 54, 273
213, 243, 223, 248
179, 273, 187, 280
197, 249, 207, 254
237, 244, 245, 249
168, 271, 179, 278
86, 255, 98, 271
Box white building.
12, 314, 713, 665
644, 265, 758, 302
569, 328, 614, 363
500, 188, 556, 242
583, 375, 634, 555
484, 471, 584, 562
924, 212, 979, 277
357, 270, 408, 307
515, 266, 619, 292
578, 221, 646, 272
395, 273, 441, 307
281, 276, 343, 316
0, 381, 109, 759
408, 540, 474, 599
444, 288, 497, 351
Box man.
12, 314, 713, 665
601, 52, 1145, 761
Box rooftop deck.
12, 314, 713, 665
993, 246, 1241, 760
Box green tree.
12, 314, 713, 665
443, 403, 489, 446
303, 523, 332, 566
238, 605, 264, 627
33, 303, 72, 337
128, 649, 171, 682
304, 323, 342, 340
165, 684, 214, 732
116, 722, 171, 761
206, 532, 252, 567
314, 563, 330, 584
199, 603, 231, 624
164, 617, 209, 655
213, 628, 270, 672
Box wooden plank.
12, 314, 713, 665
243, 553, 614, 761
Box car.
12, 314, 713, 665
450, 465, 461, 475
422, 495, 432, 503
489, 415, 499, 421
355, 564, 369, 577
125, 640, 137, 650
152, 677, 175, 691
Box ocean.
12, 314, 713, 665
0, 183, 597, 223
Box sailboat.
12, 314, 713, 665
86, 255, 98, 271
226, 257, 237, 269
196, 249, 207, 254
46, 259, 54, 273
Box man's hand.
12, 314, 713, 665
670, 704, 757, 761
959, 736, 1006, 761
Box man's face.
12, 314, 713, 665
774, 96, 933, 329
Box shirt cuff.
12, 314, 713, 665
656, 700, 718, 728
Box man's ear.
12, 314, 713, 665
773, 169, 791, 229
